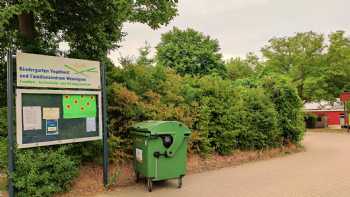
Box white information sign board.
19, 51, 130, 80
16, 52, 101, 89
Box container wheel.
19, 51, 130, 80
177, 176, 183, 188
146, 178, 153, 192
135, 172, 140, 183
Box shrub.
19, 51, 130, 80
260, 75, 305, 144
106, 66, 304, 157
0, 107, 7, 137
65, 141, 103, 163
194, 75, 240, 155
234, 87, 281, 149
13, 146, 79, 197
0, 137, 7, 170
305, 113, 317, 128
107, 65, 198, 157
185, 76, 282, 154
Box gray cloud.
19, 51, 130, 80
109, 0, 350, 64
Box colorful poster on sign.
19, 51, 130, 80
46, 119, 58, 135
16, 52, 101, 89
63, 95, 97, 118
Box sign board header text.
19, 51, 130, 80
16, 52, 101, 89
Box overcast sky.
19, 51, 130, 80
108, 0, 350, 64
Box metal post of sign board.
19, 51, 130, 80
101, 63, 109, 187
7, 50, 15, 197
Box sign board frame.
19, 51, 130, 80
7, 51, 109, 195
16, 89, 103, 148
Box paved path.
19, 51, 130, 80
96, 132, 350, 197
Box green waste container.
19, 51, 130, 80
130, 120, 191, 192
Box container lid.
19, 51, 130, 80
130, 121, 191, 135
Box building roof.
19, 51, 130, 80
304, 99, 344, 112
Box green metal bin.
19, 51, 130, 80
130, 121, 191, 192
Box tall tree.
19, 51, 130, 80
156, 27, 226, 76
324, 31, 350, 96
1, 0, 178, 58
302, 31, 350, 101
261, 32, 326, 101
136, 41, 153, 66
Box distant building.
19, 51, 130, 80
340, 92, 350, 103
304, 99, 347, 128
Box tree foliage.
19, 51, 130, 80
260, 31, 350, 101
136, 41, 154, 66
156, 27, 226, 76
323, 31, 350, 97
226, 57, 254, 80
0, 0, 178, 59
261, 32, 325, 101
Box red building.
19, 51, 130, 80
340, 92, 350, 103
304, 99, 348, 128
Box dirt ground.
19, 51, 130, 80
308, 128, 349, 133
96, 132, 350, 197
57, 144, 301, 197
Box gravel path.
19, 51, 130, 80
96, 132, 350, 197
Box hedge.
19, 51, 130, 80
107, 65, 305, 156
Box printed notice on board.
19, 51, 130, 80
86, 117, 96, 132
46, 119, 59, 135
43, 108, 60, 119
23, 106, 42, 130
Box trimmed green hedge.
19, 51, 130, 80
108, 65, 305, 156
260, 76, 305, 144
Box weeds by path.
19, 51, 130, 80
0, 173, 7, 195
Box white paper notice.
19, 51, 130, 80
86, 117, 96, 132
23, 106, 42, 130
